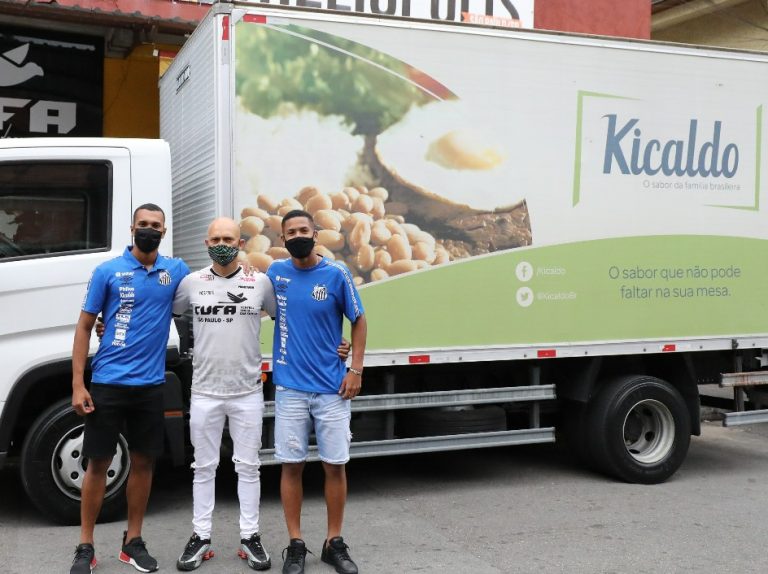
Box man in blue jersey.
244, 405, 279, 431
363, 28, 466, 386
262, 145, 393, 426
267, 210, 367, 574
70, 203, 189, 574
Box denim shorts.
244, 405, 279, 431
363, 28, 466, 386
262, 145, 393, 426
274, 386, 352, 465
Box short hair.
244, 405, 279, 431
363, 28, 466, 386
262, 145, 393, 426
133, 203, 165, 225
281, 209, 314, 230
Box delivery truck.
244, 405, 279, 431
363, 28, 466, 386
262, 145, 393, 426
3, 1, 768, 524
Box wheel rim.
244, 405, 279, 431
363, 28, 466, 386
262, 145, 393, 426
622, 399, 675, 464
51, 423, 130, 501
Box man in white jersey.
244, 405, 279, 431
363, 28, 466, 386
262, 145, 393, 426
173, 217, 275, 571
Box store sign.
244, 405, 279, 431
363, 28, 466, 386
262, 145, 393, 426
0, 28, 103, 137
249, 0, 535, 28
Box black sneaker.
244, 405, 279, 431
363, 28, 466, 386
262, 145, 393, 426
176, 533, 213, 571
119, 531, 159, 572
321, 537, 358, 574
281, 539, 307, 574
70, 543, 96, 574
238, 532, 271, 570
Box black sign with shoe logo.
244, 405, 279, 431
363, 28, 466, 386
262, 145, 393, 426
0, 26, 103, 138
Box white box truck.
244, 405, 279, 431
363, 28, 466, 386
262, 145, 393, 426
3, 1, 768, 523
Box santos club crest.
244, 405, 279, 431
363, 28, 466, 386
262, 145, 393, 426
312, 284, 328, 301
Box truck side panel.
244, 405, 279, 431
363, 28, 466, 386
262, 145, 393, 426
161, 7, 768, 360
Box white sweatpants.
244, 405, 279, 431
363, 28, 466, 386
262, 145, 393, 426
189, 392, 264, 540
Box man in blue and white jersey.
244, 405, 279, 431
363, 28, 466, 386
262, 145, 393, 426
70, 203, 189, 574
267, 209, 367, 574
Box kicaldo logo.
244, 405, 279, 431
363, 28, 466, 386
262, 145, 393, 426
572, 90, 761, 211
602, 115, 739, 179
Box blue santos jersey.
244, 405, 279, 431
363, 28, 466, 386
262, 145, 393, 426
82, 246, 189, 386
267, 257, 364, 394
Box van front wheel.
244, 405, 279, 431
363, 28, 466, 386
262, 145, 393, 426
20, 398, 129, 524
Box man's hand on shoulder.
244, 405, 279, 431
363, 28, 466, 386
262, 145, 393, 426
240, 260, 256, 276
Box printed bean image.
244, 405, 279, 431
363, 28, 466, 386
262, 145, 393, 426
238, 184, 489, 284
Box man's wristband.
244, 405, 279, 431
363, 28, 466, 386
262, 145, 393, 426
348, 367, 363, 376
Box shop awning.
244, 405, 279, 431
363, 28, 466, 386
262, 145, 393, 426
0, 0, 208, 33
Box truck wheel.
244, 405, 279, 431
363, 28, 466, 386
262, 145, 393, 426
20, 399, 130, 525
586, 375, 690, 484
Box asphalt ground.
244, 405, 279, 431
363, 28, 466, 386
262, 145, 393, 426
2, 422, 768, 574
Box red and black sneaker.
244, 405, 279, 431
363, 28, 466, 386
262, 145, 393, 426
118, 531, 158, 572
70, 543, 96, 574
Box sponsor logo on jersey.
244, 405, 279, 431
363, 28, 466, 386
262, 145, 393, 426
225, 292, 247, 304
194, 304, 237, 315
199, 290, 214, 295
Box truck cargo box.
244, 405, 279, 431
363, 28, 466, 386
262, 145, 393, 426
160, 3, 768, 364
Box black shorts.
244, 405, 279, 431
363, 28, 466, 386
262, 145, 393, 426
83, 383, 165, 459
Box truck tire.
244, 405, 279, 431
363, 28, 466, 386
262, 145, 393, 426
20, 398, 130, 525
586, 375, 690, 484
397, 406, 507, 438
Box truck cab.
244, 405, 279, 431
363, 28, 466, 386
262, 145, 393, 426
0, 138, 184, 523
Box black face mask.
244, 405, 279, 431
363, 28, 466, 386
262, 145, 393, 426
134, 227, 162, 254
285, 236, 315, 259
